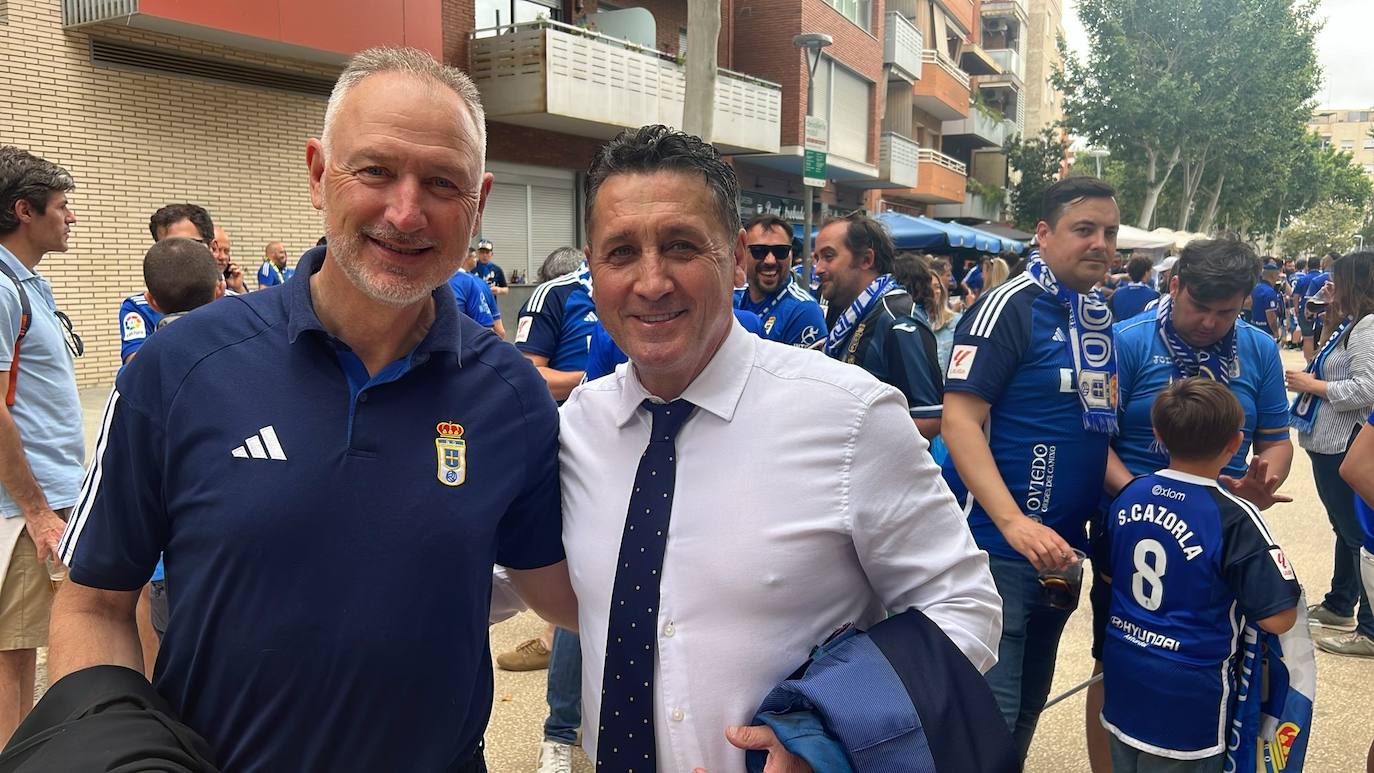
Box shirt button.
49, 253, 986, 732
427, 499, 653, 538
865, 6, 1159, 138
671, 708, 684, 722
358, 392, 369, 403
663, 622, 675, 637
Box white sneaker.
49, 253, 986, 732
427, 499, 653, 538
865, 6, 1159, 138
536, 740, 573, 773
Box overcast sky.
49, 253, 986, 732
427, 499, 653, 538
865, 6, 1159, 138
1061, 0, 1374, 108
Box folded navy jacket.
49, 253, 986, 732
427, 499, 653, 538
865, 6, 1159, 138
748, 609, 1015, 773
0, 665, 218, 772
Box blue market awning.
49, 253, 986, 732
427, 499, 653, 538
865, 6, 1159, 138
873, 212, 956, 250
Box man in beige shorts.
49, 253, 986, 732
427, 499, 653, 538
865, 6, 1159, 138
0, 146, 85, 743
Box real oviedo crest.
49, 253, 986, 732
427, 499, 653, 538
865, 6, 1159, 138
435, 421, 467, 487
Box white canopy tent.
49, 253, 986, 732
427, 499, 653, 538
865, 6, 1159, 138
1116, 225, 1175, 250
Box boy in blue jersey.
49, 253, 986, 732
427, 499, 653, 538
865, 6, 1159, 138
121, 203, 219, 363
943, 176, 1121, 760
1110, 255, 1159, 322
733, 214, 825, 347
1100, 378, 1299, 772
446, 268, 496, 330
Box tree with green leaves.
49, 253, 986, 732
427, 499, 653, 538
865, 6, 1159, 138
1005, 126, 1065, 232
1059, 0, 1321, 231
1280, 201, 1363, 257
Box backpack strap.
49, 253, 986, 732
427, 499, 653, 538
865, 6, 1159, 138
0, 260, 32, 407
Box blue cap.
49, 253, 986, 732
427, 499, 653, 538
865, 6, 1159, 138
1263, 261, 1280, 271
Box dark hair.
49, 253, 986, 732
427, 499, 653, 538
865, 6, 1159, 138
1295, 257, 1308, 271
1040, 176, 1116, 227
820, 213, 895, 275
1174, 238, 1260, 303
1330, 251, 1374, 326
744, 214, 792, 242
586, 125, 740, 238
143, 237, 220, 313
537, 246, 585, 282
1151, 378, 1244, 462
892, 252, 934, 309
0, 146, 75, 237
1126, 255, 1152, 282
149, 203, 214, 244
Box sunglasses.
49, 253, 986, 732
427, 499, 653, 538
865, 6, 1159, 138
747, 244, 791, 262
54, 310, 83, 359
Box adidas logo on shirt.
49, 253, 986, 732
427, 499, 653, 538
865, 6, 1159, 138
231, 426, 287, 461
1053, 328, 1067, 342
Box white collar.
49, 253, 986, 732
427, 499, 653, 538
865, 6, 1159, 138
612, 319, 755, 428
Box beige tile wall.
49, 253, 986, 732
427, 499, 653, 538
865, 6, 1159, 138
0, 0, 335, 386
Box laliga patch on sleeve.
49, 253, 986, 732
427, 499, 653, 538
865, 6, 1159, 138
121, 311, 147, 341
514, 316, 533, 343
1269, 547, 1296, 581
948, 344, 978, 380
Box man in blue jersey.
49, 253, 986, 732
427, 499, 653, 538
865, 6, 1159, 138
446, 267, 496, 330
256, 241, 294, 289
120, 204, 218, 362
472, 238, 508, 295
1248, 261, 1283, 341
1288, 258, 1312, 350
1083, 237, 1293, 772
1300, 253, 1335, 362
1100, 379, 1298, 771
49, 48, 576, 771
1109, 255, 1158, 322
513, 258, 596, 402
942, 175, 1120, 760
815, 213, 944, 439
733, 214, 825, 347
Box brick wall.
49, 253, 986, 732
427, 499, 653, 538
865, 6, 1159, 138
798, 0, 884, 164
0, 0, 334, 387
442, 0, 476, 66
487, 122, 607, 170
602, 0, 733, 67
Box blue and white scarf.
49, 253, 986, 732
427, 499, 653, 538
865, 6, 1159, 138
575, 260, 593, 297
1156, 295, 1237, 384
1026, 252, 1118, 433
1289, 316, 1352, 433
740, 275, 793, 321
824, 274, 897, 357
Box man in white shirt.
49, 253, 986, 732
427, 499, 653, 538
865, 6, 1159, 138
559, 125, 1002, 772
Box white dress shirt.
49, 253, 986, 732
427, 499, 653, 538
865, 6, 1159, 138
560, 321, 1002, 772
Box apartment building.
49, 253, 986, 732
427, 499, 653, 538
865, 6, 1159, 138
1020, 0, 1063, 137
1310, 108, 1374, 179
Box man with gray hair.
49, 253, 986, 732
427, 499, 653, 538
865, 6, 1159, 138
559, 125, 1000, 770
48, 47, 575, 770
0, 146, 82, 743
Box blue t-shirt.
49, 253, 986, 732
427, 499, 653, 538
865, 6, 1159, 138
473, 260, 506, 288
1290, 271, 1312, 299
1248, 283, 1281, 329
1100, 471, 1299, 757
515, 272, 596, 372
1110, 283, 1158, 322
963, 264, 984, 293
941, 273, 1110, 558
733, 278, 826, 347
584, 311, 763, 382
1112, 317, 1290, 480
447, 271, 495, 328
61, 246, 563, 771
1303, 270, 1328, 300
118, 292, 163, 362
256, 261, 294, 289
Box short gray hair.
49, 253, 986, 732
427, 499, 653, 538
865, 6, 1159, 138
322, 47, 487, 163
585, 125, 741, 239
538, 246, 585, 282
0, 146, 75, 237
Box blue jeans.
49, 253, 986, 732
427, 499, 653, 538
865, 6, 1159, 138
543, 627, 582, 744
984, 554, 1075, 763
1308, 450, 1374, 637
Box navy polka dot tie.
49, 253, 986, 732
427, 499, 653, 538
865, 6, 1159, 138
596, 399, 695, 772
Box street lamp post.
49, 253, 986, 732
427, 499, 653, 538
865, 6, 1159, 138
1086, 147, 1111, 178
793, 32, 832, 289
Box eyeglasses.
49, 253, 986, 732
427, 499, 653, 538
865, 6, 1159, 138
54, 310, 82, 359
747, 244, 791, 262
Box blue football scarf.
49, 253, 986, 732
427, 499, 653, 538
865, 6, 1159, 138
1156, 295, 1238, 384
1026, 253, 1118, 433
1289, 316, 1352, 433
1226, 592, 1316, 773
824, 274, 897, 357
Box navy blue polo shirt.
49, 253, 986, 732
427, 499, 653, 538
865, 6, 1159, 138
941, 273, 1110, 558
515, 271, 596, 372
61, 246, 563, 772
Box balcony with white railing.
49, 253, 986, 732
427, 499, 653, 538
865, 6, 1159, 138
986, 48, 1025, 83
879, 132, 920, 189
913, 49, 971, 121
884, 11, 923, 83
901, 148, 967, 204
468, 20, 782, 154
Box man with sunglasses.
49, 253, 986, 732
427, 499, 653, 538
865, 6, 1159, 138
734, 214, 825, 347
0, 146, 84, 743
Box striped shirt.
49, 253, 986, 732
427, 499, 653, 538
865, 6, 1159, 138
1298, 313, 1374, 454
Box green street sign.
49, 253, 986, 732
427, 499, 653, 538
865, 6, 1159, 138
803, 149, 827, 188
